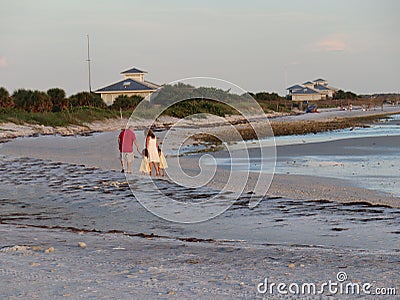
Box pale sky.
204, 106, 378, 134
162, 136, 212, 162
0, 0, 399, 96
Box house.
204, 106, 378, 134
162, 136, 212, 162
286, 79, 337, 102
289, 87, 322, 102
95, 67, 160, 105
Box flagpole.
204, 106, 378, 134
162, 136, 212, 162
87, 34, 92, 93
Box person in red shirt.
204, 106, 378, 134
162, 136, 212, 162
118, 126, 140, 173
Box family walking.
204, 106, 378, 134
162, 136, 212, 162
118, 126, 167, 176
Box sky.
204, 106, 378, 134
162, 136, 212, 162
0, 0, 399, 96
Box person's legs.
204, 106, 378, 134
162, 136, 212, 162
126, 152, 134, 174
120, 153, 125, 172
126, 161, 131, 173
149, 162, 154, 176
155, 162, 160, 176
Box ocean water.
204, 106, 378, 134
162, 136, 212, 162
273, 113, 400, 146
215, 114, 400, 197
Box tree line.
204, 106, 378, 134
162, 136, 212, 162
0, 85, 288, 114
0, 87, 108, 112
0, 85, 368, 114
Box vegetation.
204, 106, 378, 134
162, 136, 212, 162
0, 84, 398, 128
334, 89, 359, 100
0, 87, 14, 108
250, 92, 292, 112
164, 99, 237, 118
0, 86, 116, 126
13, 89, 52, 112
47, 88, 68, 112
0, 107, 120, 127
110, 95, 143, 111
194, 113, 395, 145
69, 91, 106, 108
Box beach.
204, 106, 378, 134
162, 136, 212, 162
3, 0, 400, 297
1, 224, 398, 299
0, 108, 399, 298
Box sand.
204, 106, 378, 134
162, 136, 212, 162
1, 224, 398, 299
1, 107, 399, 298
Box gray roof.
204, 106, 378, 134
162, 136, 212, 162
302, 81, 314, 85
314, 78, 326, 82
96, 78, 156, 92
121, 67, 147, 74
291, 88, 319, 95
313, 85, 331, 91
286, 84, 304, 90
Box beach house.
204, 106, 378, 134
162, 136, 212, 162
286, 79, 337, 102
95, 67, 160, 106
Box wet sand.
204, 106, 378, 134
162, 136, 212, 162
4, 131, 396, 207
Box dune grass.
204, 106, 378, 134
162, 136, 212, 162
0, 108, 122, 127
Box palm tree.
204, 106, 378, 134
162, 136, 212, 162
47, 88, 68, 111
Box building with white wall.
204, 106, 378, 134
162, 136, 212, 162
95, 67, 160, 106
286, 79, 337, 102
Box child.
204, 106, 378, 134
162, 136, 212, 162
158, 147, 168, 176
139, 149, 150, 175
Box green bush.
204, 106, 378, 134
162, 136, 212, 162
47, 88, 68, 112
110, 95, 143, 110
69, 92, 106, 108
13, 89, 52, 112
163, 99, 236, 118
334, 90, 358, 100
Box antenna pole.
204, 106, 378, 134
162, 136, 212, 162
86, 34, 92, 93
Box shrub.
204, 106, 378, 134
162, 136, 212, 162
69, 92, 106, 108
13, 89, 52, 112
163, 99, 236, 118
47, 88, 69, 112
110, 95, 143, 110
0, 87, 14, 108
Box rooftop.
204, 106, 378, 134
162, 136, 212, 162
286, 84, 305, 90
291, 88, 320, 95
313, 85, 332, 91
96, 78, 156, 92
120, 67, 147, 74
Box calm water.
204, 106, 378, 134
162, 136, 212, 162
274, 113, 400, 146
215, 114, 400, 197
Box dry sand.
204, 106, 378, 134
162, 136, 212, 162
1, 224, 398, 299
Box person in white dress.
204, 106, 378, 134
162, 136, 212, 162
145, 129, 160, 176
139, 149, 150, 175
158, 147, 168, 176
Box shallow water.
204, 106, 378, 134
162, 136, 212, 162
215, 115, 400, 197
0, 156, 399, 253
273, 113, 400, 146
